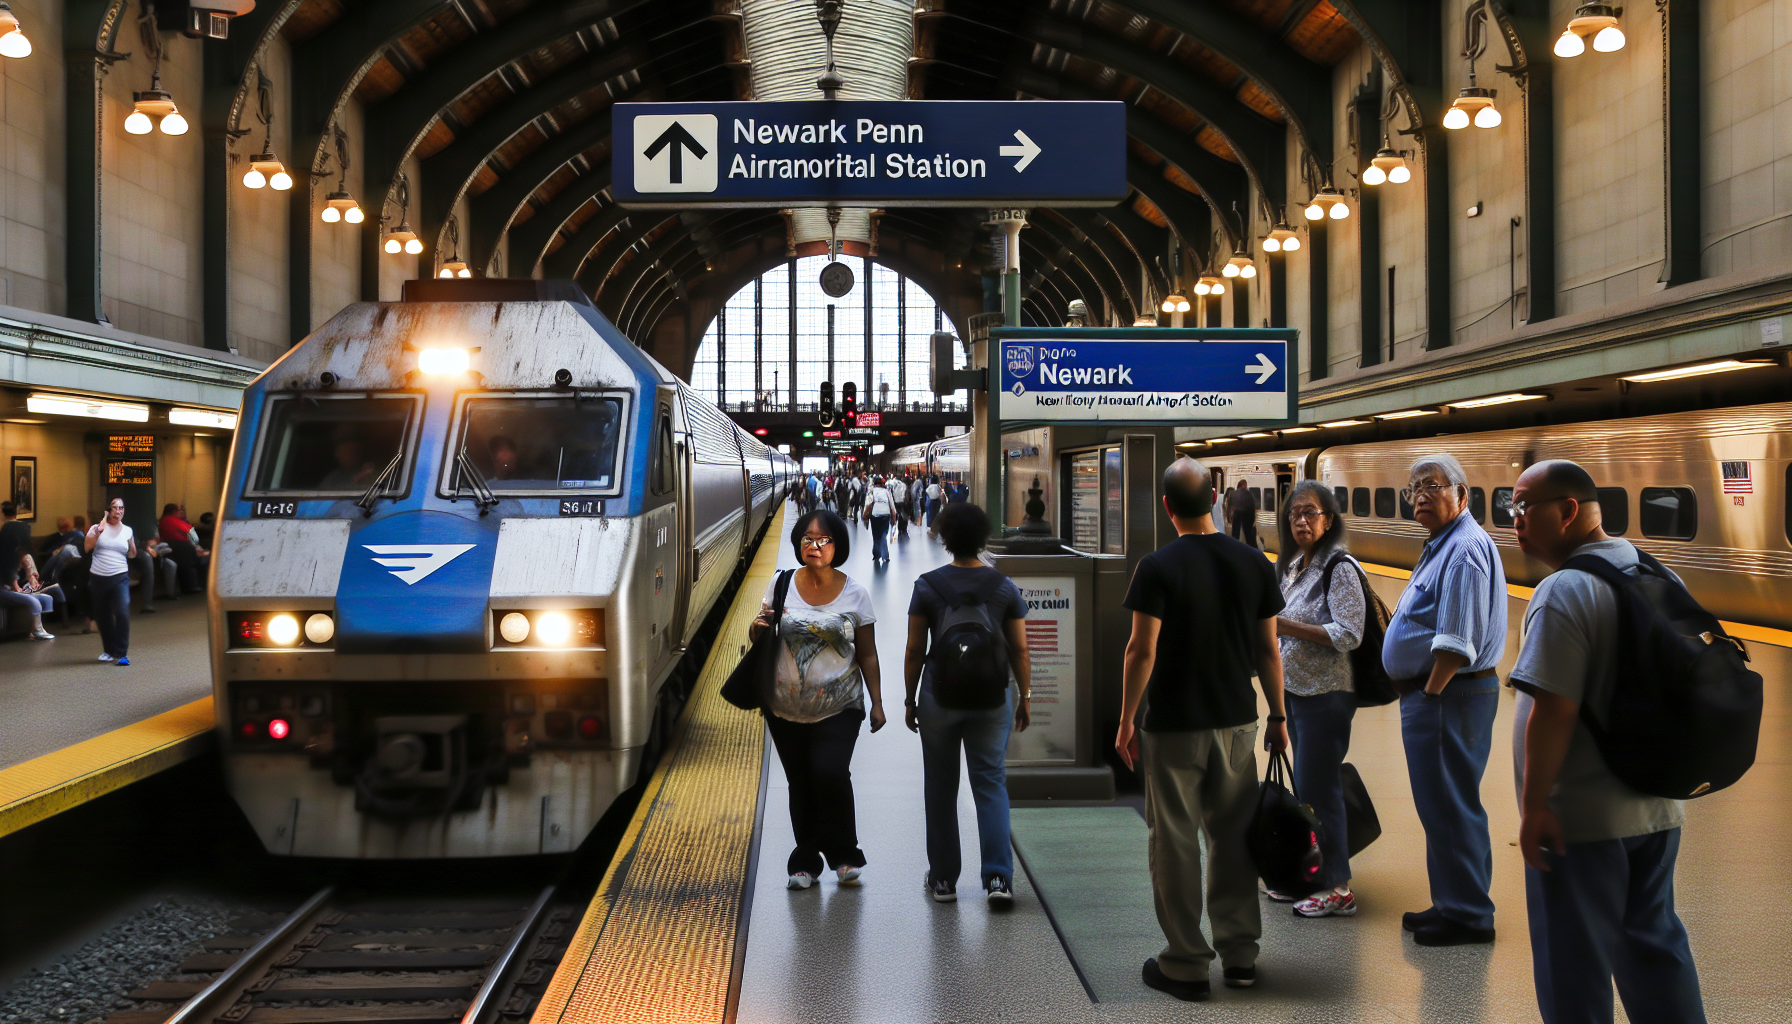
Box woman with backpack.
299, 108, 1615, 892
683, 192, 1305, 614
862, 475, 895, 566
750, 508, 887, 892
1270, 481, 1368, 917
903, 502, 1032, 905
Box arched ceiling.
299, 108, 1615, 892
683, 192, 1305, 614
273, 0, 1369, 364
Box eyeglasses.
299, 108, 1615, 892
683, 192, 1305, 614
800, 536, 835, 549
1287, 507, 1326, 522
1495, 493, 1571, 518
1400, 482, 1460, 503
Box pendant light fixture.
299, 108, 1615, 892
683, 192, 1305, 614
240, 71, 290, 188
1260, 222, 1301, 253
319, 125, 364, 223
1446, 5, 1501, 129
0, 3, 34, 59
437, 218, 473, 278
1222, 251, 1256, 279
123, 5, 186, 135
1555, 4, 1625, 57
1193, 271, 1226, 296
383, 174, 424, 256
1304, 187, 1350, 221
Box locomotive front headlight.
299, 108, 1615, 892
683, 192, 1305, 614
499, 612, 531, 644
535, 611, 572, 647
304, 613, 335, 645
267, 614, 301, 647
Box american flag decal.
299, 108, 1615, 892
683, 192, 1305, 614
1722, 461, 1752, 494
1024, 621, 1059, 653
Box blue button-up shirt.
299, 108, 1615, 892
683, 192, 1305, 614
1382, 511, 1508, 679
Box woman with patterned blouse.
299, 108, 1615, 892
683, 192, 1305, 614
1270, 481, 1367, 918
750, 508, 888, 892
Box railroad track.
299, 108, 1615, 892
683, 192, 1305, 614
102, 884, 577, 1024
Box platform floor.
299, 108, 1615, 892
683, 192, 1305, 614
734, 503, 1789, 1023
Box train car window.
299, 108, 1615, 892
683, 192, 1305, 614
1597, 487, 1629, 536
251, 394, 416, 495
1640, 487, 1697, 540
1260, 488, 1276, 513
1491, 487, 1514, 528
1468, 487, 1487, 524
1374, 487, 1396, 518
453, 395, 625, 494
652, 410, 675, 495
1352, 487, 1370, 518
1398, 490, 1415, 520
1334, 486, 1349, 513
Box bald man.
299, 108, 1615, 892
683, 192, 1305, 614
1506, 459, 1705, 1024
1119, 457, 1289, 1001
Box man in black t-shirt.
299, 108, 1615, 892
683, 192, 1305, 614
1119, 457, 1289, 1003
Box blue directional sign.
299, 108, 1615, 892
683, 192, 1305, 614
614, 100, 1126, 208
992, 328, 1300, 426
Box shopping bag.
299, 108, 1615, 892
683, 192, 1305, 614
721, 570, 792, 711
1246, 751, 1327, 899
1339, 762, 1382, 856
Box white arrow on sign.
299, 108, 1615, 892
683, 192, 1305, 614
998, 130, 1042, 172
1246, 353, 1278, 385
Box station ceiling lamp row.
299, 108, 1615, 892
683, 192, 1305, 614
24, 394, 237, 428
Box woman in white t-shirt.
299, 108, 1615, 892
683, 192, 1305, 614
750, 507, 886, 891
83, 498, 138, 665
861, 476, 895, 566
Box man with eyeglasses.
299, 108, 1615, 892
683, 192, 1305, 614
1383, 453, 1508, 947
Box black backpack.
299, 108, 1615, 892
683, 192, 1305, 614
1558, 550, 1763, 800
1320, 555, 1399, 707
922, 568, 1011, 710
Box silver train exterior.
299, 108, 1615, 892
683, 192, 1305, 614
888, 433, 970, 478
1198, 401, 1792, 631
208, 286, 795, 858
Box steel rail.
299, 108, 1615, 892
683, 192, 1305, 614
462, 884, 559, 1024
162, 884, 337, 1024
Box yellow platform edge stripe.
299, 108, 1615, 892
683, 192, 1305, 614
0, 696, 216, 840
535, 506, 786, 1024
1266, 550, 1792, 649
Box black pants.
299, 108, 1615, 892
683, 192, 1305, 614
1230, 511, 1258, 547
765, 707, 867, 876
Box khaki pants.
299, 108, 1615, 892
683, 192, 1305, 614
1142, 725, 1262, 981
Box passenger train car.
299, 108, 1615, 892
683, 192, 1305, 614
1202, 402, 1792, 631
888, 432, 970, 479
208, 280, 795, 858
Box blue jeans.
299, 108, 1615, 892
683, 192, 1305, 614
1288, 689, 1356, 889
1400, 680, 1499, 930
91, 571, 131, 657
918, 683, 1013, 887
1526, 828, 1705, 1024
869, 515, 890, 561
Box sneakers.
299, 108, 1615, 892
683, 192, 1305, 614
1293, 889, 1357, 918
787, 872, 815, 890
1141, 958, 1210, 1002
836, 865, 862, 886
1222, 965, 1256, 988
29, 628, 54, 641
924, 873, 957, 903
1263, 888, 1297, 903
97, 653, 115, 663
116, 657, 130, 667
985, 876, 1014, 905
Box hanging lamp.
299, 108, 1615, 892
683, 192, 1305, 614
1303, 187, 1350, 221
0, 3, 34, 59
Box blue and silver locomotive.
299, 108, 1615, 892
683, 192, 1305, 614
208, 280, 792, 858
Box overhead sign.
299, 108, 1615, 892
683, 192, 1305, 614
855, 412, 881, 428
108, 434, 155, 455
614, 100, 1126, 208
993, 328, 1300, 425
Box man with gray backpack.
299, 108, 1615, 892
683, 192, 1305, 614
1508, 459, 1751, 1024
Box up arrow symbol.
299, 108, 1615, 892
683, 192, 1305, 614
643, 121, 709, 184
1246, 353, 1278, 385
998, 130, 1042, 172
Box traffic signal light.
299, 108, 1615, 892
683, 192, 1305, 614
841, 381, 857, 428
819, 381, 834, 427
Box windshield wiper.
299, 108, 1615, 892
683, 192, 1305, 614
355, 451, 405, 517
454, 446, 499, 515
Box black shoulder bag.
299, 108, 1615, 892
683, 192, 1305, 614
721, 569, 794, 712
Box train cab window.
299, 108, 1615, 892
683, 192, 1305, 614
1468, 487, 1487, 524
251, 394, 417, 495
1491, 487, 1514, 528
1640, 487, 1697, 540
1334, 486, 1349, 514
451, 395, 625, 495
1373, 487, 1396, 519
651, 409, 675, 495
1597, 487, 1629, 536
1352, 487, 1371, 518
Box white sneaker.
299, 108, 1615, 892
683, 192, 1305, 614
30, 629, 55, 640
787, 872, 815, 890
97, 653, 115, 663
1293, 888, 1358, 918
1263, 888, 1295, 902
836, 865, 862, 886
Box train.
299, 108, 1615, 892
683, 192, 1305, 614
887, 432, 970, 479
207, 279, 796, 858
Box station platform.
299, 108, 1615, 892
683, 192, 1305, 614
0, 597, 215, 839
538, 499, 1788, 1024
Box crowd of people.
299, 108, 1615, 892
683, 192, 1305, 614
1, 498, 213, 666
750, 451, 1706, 1024
792, 468, 969, 564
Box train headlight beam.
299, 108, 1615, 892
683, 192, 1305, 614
267, 614, 301, 646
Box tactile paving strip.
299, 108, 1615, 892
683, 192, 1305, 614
535, 508, 783, 1023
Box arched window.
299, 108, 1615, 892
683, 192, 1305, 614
688, 255, 961, 411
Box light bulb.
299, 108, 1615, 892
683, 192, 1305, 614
124, 111, 153, 135
1222, 263, 1240, 277
404, 238, 423, 255
242, 168, 266, 189
1210, 282, 1224, 295
457, 267, 472, 278
270, 170, 292, 190
1443, 106, 1470, 130
1282, 236, 1300, 252
1194, 282, 1210, 295
384, 237, 402, 254
1388, 164, 1412, 184
159, 112, 188, 136
1241, 265, 1256, 279
0, 30, 32, 59
344, 206, 364, 224
321, 206, 341, 223
1593, 25, 1624, 51
1474, 105, 1502, 129
1329, 201, 1350, 220
1304, 202, 1324, 220
439, 267, 454, 278
1261, 237, 1280, 252
1160, 299, 1174, 313
1361, 164, 1386, 186
1175, 299, 1190, 312
1554, 30, 1586, 58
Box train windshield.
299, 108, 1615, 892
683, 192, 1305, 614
452, 395, 625, 493
251, 394, 417, 495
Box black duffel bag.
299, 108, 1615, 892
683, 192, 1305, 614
1339, 762, 1382, 857
1246, 752, 1327, 899
721, 569, 793, 711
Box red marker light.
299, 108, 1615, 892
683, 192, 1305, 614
240, 720, 260, 738
267, 718, 291, 740
753, 428, 769, 436
578, 715, 601, 740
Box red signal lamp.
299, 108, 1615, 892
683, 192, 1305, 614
577, 715, 602, 740
753, 428, 769, 436
239, 720, 259, 738
267, 718, 292, 740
